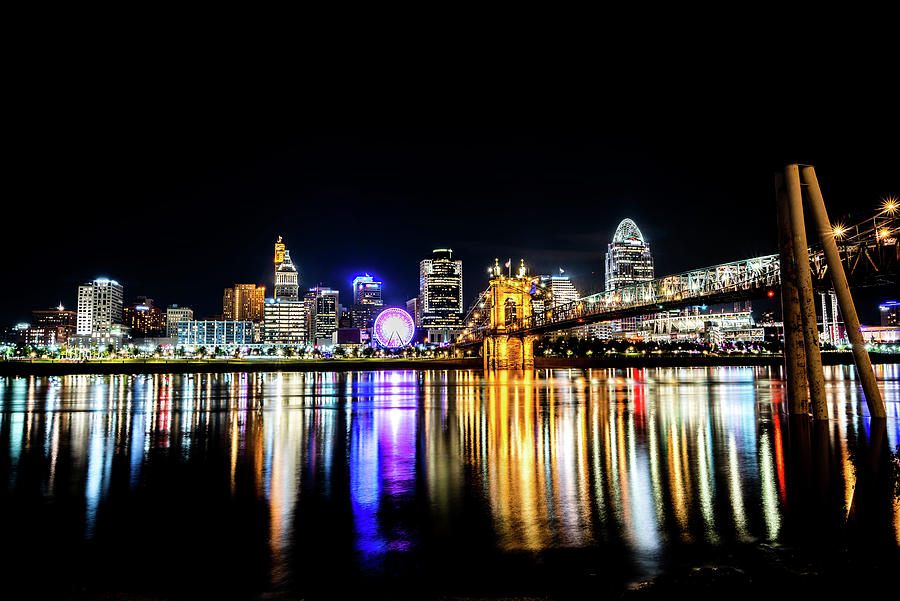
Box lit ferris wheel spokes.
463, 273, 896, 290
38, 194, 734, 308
373, 308, 416, 348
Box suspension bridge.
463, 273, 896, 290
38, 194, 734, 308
454, 194, 898, 370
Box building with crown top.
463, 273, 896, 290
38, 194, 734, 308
605, 218, 654, 337
275, 250, 300, 301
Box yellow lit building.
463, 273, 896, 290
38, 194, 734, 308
224, 284, 266, 322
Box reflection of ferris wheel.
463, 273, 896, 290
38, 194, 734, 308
373, 308, 416, 348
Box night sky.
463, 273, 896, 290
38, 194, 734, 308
5, 55, 898, 325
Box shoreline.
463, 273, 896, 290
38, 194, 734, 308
0, 352, 897, 376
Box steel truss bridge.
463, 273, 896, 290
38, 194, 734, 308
457, 204, 898, 344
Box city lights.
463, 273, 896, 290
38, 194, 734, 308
373, 308, 416, 348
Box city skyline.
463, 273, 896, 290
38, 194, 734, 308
5, 121, 898, 325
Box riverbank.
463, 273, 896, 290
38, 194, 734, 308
0, 357, 481, 376
1, 352, 898, 376
537, 352, 899, 369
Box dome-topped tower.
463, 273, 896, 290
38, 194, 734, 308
612, 218, 644, 244
275, 249, 300, 301
605, 218, 654, 337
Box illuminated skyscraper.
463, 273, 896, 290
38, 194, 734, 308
352, 274, 383, 305
605, 218, 654, 336
348, 274, 383, 330
76, 278, 124, 335
263, 298, 307, 345
306, 286, 339, 345
223, 284, 265, 322
419, 248, 463, 343
275, 250, 300, 301
543, 274, 579, 308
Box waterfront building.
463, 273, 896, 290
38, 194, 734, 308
166, 305, 194, 337
880, 300, 899, 327
176, 320, 256, 347
303, 289, 316, 344
353, 274, 383, 306
223, 284, 265, 322
406, 297, 421, 327
263, 298, 307, 346
76, 278, 124, 336
860, 325, 900, 343
131, 336, 176, 351
605, 219, 654, 336
306, 286, 339, 346
642, 309, 763, 344
275, 248, 300, 301
25, 305, 77, 346
123, 297, 167, 337
419, 248, 464, 343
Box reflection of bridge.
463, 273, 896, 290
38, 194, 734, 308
457, 200, 898, 369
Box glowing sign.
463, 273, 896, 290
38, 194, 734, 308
373, 308, 415, 348
274, 236, 285, 264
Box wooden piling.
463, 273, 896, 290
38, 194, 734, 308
784, 164, 829, 420
775, 171, 810, 415
800, 165, 886, 418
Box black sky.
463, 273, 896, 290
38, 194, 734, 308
4, 45, 898, 325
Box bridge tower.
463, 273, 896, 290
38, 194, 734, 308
483, 260, 537, 370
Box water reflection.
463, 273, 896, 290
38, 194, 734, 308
1, 365, 898, 598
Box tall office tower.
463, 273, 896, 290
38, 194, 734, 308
26, 305, 77, 346
307, 286, 339, 345
353, 274, 383, 305
605, 218, 654, 336
275, 250, 300, 301
123, 297, 167, 336
223, 284, 265, 322
542, 274, 579, 308
166, 305, 194, 337
263, 298, 307, 345
76, 278, 124, 335
419, 248, 463, 343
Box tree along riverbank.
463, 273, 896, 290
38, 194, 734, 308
0, 352, 897, 376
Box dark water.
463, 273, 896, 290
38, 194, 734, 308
1, 366, 898, 600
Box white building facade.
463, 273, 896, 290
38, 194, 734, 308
76, 278, 124, 335
166, 305, 194, 337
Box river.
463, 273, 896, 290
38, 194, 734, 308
2, 366, 898, 599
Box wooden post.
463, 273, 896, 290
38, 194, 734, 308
784, 164, 829, 420
775, 172, 810, 415
799, 165, 886, 418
